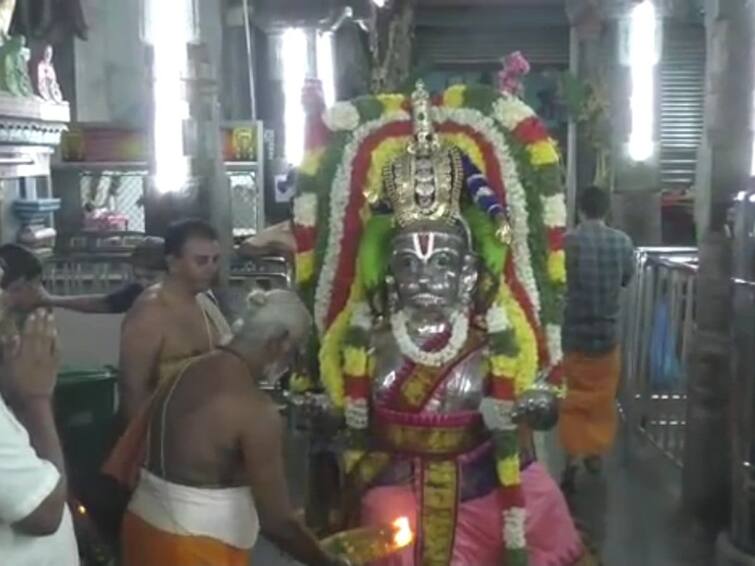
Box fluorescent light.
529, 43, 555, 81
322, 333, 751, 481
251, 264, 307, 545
317, 32, 336, 107
627, 0, 657, 162
282, 28, 308, 167
372, 0, 387, 6
149, 0, 190, 193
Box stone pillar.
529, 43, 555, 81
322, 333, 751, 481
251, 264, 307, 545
684, 3, 755, 562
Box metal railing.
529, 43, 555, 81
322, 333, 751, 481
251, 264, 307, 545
620, 247, 698, 466
43, 252, 293, 296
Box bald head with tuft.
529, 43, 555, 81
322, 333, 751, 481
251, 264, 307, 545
232, 289, 312, 356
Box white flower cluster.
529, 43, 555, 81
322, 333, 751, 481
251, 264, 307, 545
438, 107, 541, 323
350, 302, 373, 331
313, 110, 410, 334
345, 397, 369, 430
492, 94, 535, 131
479, 397, 516, 431
323, 102, 360, 131
486, 304, 511, 334
293, 193, 318, 228
503, 507, 527, 550
391, 310, 469, 367
546, 323, 563, 368
542, 194, 567, 229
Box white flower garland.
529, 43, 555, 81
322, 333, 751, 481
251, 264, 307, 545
541, 194, 567, 229
345, 397, 369, 430
323, 101, 360, 131
503, 507, 527, 550
546, 323, 563, 368
390, 310, 469, 367
479, 397, 516, 431
293, 193, 318, 228
350, 302, 373, 331
493, 94, 535, 131
313, 110, 411, 333
437, 107, 542, 323
486, 304, 511, 334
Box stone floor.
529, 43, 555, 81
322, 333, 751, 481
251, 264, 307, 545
249, 425, 718, 566
559, 428, 716, 566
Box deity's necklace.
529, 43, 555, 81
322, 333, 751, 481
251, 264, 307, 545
390, 309, 470, 367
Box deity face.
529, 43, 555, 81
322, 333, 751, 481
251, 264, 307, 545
388, 224, 477, 319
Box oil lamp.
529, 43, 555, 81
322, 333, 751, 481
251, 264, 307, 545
322, 516, 413, 564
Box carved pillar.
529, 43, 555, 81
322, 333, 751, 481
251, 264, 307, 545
370, 0, 415, 93
684, 3, 755, 561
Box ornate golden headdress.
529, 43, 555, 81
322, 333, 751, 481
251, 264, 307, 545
382, 81, 464, 229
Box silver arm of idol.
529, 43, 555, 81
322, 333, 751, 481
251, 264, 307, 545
511, 374, 560, 431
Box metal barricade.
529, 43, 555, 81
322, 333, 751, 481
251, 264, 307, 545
620, 247, 698, 466
43, 252, 292, 296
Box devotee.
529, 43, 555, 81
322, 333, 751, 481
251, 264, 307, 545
121, 289, 349, 566
0, 308, 79, 566
116, 218, 231, 422
560, 186, 635, 492
12, 237, 165, 315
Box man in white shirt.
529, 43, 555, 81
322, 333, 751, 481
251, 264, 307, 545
0, 309, 79, 566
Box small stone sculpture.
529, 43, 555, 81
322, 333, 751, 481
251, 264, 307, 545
32, 45, 63, 102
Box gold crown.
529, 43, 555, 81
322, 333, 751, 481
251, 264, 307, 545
382, 81, 463, 228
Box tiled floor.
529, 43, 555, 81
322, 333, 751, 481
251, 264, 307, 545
250, 425, 718, 566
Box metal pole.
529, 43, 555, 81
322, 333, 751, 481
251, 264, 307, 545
242, 0, 257, 120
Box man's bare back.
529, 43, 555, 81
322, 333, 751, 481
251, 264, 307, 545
145, 350, 274, 488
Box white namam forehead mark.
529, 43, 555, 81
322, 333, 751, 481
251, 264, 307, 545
392, 231, 464, 263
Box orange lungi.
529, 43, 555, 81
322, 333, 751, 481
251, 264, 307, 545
559, 346, 621, 457
121, 511, 249, 566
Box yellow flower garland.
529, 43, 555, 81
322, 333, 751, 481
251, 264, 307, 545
496, 453, 521, 487
441, 133, 486, 173
497, 283, 539, 395
443, 85, 466, 108
343, 346, 369, 376
296, 251, 315, 285
547, 250, 566, 285
378, 94, 405, 114
527, 139, 559, 167
300, 148, 325, 176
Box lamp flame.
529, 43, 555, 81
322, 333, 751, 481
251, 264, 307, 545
392, 517, 413, 549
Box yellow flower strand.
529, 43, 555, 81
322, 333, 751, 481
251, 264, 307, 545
440, 133, 486, 173
296, 251, 314, 285
497, 282, 539, 395
443, 85, 466, 108
527, 139, 559, 167
343, 346, 369, 376
377, 94, 405, 114
300, 148, 325, 176
547, 250, 566, 285
496, 453, 521, 487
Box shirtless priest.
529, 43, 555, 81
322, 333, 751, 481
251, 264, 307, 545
121, 289, 349, 566
117, 218, 231, 422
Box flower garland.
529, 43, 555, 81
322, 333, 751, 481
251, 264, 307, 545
390, 310, 469, 367
313, 111, 410, 334
295, 84, 568, 566
341, 302, 373, 471
481, 301, 528, 565
437, 107, 542, 325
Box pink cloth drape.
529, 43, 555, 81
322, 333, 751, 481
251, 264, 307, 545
361, 462, 583, 566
